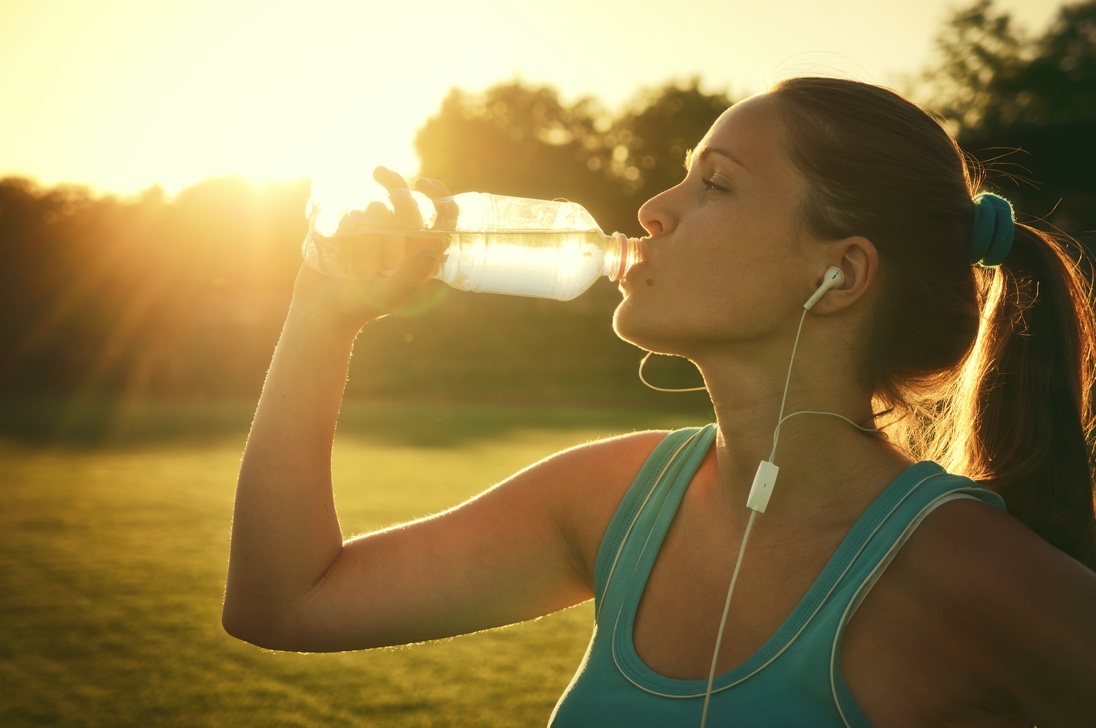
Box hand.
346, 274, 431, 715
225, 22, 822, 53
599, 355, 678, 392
291, 167, 458, 333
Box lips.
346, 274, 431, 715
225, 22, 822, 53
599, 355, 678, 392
620, 237, 657, 290
620, 262, 647, 287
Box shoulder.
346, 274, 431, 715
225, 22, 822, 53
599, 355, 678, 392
520, 428, 687, 588
529, 427, 675, 475
872, 495, 1096, 721
535, 425, 711, 522
531, 426, 683, 505
892, 495, 1093, 613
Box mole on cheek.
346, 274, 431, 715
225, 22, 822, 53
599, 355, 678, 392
646, 279, 655, 287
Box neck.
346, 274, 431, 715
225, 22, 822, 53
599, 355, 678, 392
693, 324, 910, 524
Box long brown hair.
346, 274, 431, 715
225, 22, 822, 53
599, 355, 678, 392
770, 77, 1096, 567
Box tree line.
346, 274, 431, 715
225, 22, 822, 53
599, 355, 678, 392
1, 0, 1092, 407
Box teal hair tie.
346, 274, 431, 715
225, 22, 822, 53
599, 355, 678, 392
969, 192, 1015, 267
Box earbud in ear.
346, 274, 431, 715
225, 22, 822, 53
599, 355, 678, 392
803, 266, 846, 310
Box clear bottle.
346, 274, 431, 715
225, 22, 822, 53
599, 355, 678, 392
302, 191, 641, 301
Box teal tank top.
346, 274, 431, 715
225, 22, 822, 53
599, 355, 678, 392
548, 424, 1006, 727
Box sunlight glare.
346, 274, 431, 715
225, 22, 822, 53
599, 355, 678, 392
265, 20, 508, 230
4, 1, 510, 197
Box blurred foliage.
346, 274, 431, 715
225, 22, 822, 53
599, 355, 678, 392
1, 2, 1092, 409
0, 168, 710, 405
0, 177, 306, 401
918, 0, 1096, 237
414, 79, 730, 237
0, 81, 727, 407
918, 0, 1028, 131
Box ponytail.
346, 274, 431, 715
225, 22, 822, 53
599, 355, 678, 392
943, 225, 1096, 567
769, 76, 1096, 567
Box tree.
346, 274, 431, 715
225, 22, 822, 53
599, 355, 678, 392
0, 176, 308, 401
606, 79, 732, 204
1, 78, 739, 407
414, 78, 734, 237
414, 82, 613, 218
918, 0, 1027, 131
979, 0, 1096, 130
919, 0, 1096, 238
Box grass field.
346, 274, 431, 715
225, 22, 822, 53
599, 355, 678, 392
0, 399, 711, 727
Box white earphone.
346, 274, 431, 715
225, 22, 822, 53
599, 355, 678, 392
803, 266, 846, 311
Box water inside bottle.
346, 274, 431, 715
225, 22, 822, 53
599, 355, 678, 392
438, 230, 621, 300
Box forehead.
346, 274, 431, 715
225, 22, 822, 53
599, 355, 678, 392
695, 94, 789, 170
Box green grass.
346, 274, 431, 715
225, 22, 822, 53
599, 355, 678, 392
0, 400, 710, 726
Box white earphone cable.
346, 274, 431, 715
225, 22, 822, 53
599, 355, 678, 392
638, 351, 708, 393
699, 507, 757, 727
699, 308, 808, 728
770, 308, 809, 460
698, 305, 881, 727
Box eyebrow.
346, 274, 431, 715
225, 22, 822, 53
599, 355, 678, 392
684, 146, 747, 171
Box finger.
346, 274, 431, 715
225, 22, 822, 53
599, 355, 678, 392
415, 177, 458, 231
337, 201, 390, 233
373, 166, 422, 228
414, 176, 452, 198
336, 209, 370, 234
361, 200, 392, 226
372, 165, 409, 191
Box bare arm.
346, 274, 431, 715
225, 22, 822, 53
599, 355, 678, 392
222, 169, 659, 651
223, 292, 654, 651
221, 231, 439, 647
904, 500, 1096, 726
223, 169, 458, 646
977, 511, 1096, 727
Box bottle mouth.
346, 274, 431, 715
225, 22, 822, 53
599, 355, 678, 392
609, 232, 642, 281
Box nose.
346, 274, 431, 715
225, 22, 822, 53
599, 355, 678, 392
637, 184, 678, 237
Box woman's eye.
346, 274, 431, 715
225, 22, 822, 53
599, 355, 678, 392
701, 176, 729, 193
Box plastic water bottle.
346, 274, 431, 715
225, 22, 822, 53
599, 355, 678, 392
302, 191, 641, 301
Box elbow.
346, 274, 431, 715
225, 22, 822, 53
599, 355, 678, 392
222, 592, 326, 652
221, 595, 289, 650
221, 599, 264, 646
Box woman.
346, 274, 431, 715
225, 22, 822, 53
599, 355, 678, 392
223, 78, 1096, 726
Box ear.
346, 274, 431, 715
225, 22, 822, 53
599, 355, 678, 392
809, 235, 878, 314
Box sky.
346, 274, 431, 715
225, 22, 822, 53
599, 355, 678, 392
0, 0, 1064, 199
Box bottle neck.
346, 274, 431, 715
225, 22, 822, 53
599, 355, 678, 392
604, 232, 640, 281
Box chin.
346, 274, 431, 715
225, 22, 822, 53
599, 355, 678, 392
612, 301, 682, 356
611, 298, 641, 345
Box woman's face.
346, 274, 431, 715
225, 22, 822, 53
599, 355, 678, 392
614, 93, 826, 358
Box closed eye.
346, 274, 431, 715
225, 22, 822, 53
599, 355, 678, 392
702, 176, 729, 193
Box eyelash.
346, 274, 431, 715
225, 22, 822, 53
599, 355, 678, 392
701, 176, 729, 193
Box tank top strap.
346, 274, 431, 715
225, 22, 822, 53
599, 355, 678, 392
825, 463, 1006, 726
593, 424, 718, 622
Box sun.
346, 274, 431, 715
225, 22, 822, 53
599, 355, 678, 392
224, 38, 428, 189
217, 15, 513, 219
